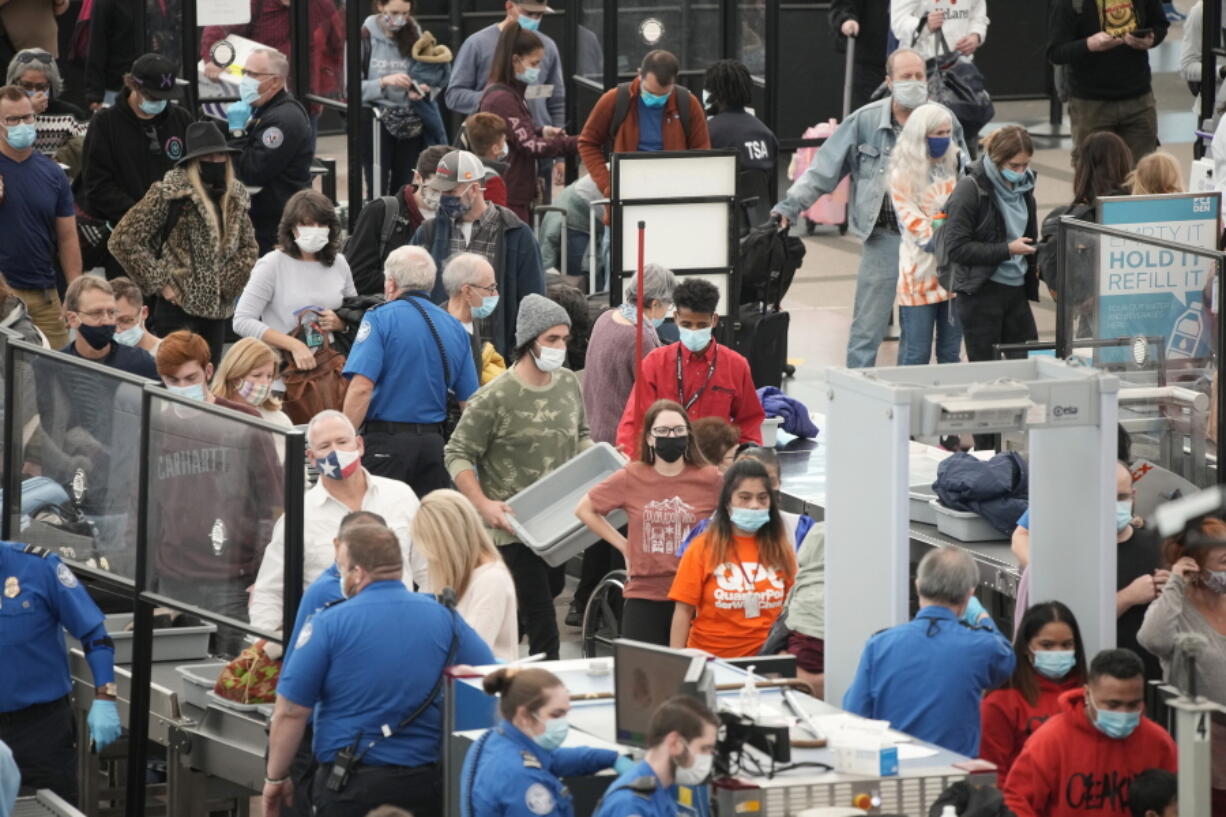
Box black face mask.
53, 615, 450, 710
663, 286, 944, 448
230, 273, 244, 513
653, 436, 688, 463
198, 161, 227, 187
78, 323, 116, 350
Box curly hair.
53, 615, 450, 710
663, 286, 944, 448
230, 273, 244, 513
545, 277, 591, 371
277, 189, 341, 267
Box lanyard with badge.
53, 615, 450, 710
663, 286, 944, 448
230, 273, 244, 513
676, 344, 718, 412
735, 560, 761, 619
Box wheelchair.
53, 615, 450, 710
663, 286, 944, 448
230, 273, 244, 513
580, 569, 626, 658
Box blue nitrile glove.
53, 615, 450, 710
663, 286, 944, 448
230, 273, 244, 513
226, 100, 252, 134
614, 755, 636, 775
961, 596, 989, 627
88, 699, 122, 750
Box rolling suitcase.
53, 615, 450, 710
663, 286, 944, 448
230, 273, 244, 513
735, 306, 790, 389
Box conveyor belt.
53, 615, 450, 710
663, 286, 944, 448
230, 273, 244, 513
13, 791, 86, 817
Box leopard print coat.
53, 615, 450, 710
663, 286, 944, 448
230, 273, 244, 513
109, 165, 259, 320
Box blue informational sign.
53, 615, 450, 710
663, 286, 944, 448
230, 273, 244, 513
1097, 193, 1221, 363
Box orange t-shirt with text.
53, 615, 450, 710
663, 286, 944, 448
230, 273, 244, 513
668, 529, 795, 658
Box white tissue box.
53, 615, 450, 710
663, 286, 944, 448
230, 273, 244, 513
831, 736, 899, 777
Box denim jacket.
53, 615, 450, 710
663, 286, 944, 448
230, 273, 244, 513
772, 97, 967, 240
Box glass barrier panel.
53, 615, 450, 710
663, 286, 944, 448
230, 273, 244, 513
1058, 222, 1219, 487
145, 393, 287, 656
148, 0, 183, 70
197, 1, 290, 103
10, 346, 144, 582
309, 0, 345, 105
737, 0, 766, 77
580, 2, 605, 82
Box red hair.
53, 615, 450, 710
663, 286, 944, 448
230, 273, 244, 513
155, 330, 210, 376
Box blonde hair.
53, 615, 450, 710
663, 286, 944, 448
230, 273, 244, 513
1128, 151, 1184, 196
210, 337, 283, 411
183, 158, 238, 238
411, 489, 500, 599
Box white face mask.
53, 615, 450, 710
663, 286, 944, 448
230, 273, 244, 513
533, 344, 567, 372
295, 225, 330, 254
674, 746, 713, 786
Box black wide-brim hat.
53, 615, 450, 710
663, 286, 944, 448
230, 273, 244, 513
178, 121, 241, 166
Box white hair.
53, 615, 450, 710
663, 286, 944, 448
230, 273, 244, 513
7, 49, 63, 96
306, 409, 354, 448
889, 102, 958, 203
624, 263, 677, 307
442, 253, 493, 297
251, 48, 289, 78
384, 246, 438, 293
916, 546, 978, 606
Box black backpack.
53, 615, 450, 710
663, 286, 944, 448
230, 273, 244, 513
737, 221, 806, 307
1036, 202, 1093, 292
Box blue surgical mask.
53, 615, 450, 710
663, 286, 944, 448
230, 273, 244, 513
1002, 167, 1027, 184
516, 66, 541, 85
239, 74, 263, 105
1033, 650, 1076, 680
5, 122, 36, 150
927, 135, 951, 159
139, 98, 167, 116
678, 326, 712, 353
166, 383, 206, 401
533, 716, 568, 750
471, 294, 499, 319
338, 570, 351, 600
1089, 696, 1141, 740
439, 192, 472, 220
113, 324, 144, 347
729, 507, 770, 533
517, 14, 541, 32
1116, 500, 1133, 532
640, 89, 669, 109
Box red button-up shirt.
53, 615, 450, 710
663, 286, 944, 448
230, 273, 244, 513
616, 341, 764, 456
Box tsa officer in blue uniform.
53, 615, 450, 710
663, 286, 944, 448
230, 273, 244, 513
0, 542, 123, 805
842, 546, 1016, 757
594, 696, 720, 817
263, 523, 494, 817
464, 667, 632, 817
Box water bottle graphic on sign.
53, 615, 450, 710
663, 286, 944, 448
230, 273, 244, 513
1167, 300, 1205, 360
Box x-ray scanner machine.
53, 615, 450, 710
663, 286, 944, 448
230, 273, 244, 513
824, 358, 1121, 704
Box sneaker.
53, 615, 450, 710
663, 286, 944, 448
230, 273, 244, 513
1164, 3, 1187, 21
565, 600, 582, 628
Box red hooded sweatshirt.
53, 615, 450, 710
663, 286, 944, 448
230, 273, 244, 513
1003, 689, 1177, 817
980, 674, 1084, 784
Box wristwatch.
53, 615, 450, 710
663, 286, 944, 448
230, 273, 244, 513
98, 683, 119, 699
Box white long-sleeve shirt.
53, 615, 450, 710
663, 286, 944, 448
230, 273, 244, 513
248, 470, 428, 633
457, 561, 519, 662
890, 0, 989, 59
232, 249, 357, 340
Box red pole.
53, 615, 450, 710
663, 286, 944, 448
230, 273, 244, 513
634, 220, 646, 442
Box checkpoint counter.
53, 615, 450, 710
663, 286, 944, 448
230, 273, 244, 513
444, 652, 988, 817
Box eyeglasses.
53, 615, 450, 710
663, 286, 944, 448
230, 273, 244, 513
144, 126, 162, 156
470, 282, 498, 294
78, 308, 118, 321
14, 50, 52, 66
18, 82, 49, 94
1, 113, 35, 126
241, 68, 277, 79
651, 426, 689, 438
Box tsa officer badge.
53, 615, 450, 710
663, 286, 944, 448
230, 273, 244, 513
3, 576, 18, 598
210, 519, 227, 557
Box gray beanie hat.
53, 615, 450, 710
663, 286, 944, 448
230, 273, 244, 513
515, 293, 571, 348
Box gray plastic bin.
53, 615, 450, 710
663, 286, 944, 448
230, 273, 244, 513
930, 500, 1007, 543
506, 442, 628, 567
175, 662, 227, 711
68, 612, 216, 664
909, 484, 939, 525
761, 417, 782, 447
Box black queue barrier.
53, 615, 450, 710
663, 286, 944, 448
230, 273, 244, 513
0, 331, 305, 817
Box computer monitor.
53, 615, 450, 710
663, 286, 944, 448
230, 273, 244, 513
613, 639, 711, 747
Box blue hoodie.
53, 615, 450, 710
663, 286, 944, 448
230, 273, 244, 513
982, 154, 1035, 287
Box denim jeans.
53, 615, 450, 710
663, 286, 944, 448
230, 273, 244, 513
413, 98, 448, 146
898, 300, 963, 365
846, 227, 902, 368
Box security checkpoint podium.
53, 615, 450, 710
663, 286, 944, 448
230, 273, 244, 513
824, 358, 1121, 704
